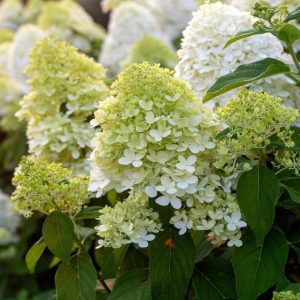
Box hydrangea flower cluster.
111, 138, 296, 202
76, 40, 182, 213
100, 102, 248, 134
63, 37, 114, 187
273, 291, 300, 300
0, 0, 23, 31
0, 191, 20, 245
175, 2, 300, 109
145, 0, 198, 42
91, 63, 246, 248
0, 75, 22, 131
12, 157, 90, 217
214, 90, 299, 174
122, 35, 178, 70
17, 37, 109, 172
37, 0, 105, 56
96, 190, 162, 248
99, 2, 165, 76
7, 24, 46, 93
0, 42, 10, 75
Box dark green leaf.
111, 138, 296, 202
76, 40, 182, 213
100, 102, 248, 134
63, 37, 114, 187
237, 165, 280, 243
215, 128, 230, 140
278, 24, 300, 45
282, 178, 300, 203
95, 245, 128, 280
109, 269, 151, 300
75, 206, 101, 220
42, 211, 74, 263
233, 228, 288, 300
192, 258, 236, 300
225, 29, 268, 48
285, 6, 300, 22
203, 58, 290, 102
55, 252, 97, 300
285, 284, 300, 294
25, 238, 46, 274
149, 227, 196, 300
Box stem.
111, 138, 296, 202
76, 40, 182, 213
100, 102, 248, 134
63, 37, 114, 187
287, 43, 300, 75
97, 272, 111, 293
74, 234, 85, 252
286, 73, 300, 84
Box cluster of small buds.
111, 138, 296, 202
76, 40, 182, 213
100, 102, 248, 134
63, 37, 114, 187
121, 34, 178, 70
12, 157, 90, 217
272, 291, 300, 300
96, 190, 162, 248
17, 37, 108, 172
37, 0, 105, 56
275, 150, 300, 175
175, 2, 300, 110
91, 63, 246, 248
214, 90, 299, 174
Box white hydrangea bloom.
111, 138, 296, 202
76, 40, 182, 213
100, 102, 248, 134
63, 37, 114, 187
99, 2, 165, 76
0, 191, 20, 245
7, 25, 46, 93
0, 43, 11, 76
144, 0, 198, 41
91, 63, 246, 248
175, 2, 300, 110
0, 0, 23, 31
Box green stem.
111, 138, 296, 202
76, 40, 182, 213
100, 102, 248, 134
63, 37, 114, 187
287, 43, 300, 75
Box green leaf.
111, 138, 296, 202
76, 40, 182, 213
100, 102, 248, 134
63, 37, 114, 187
225, 29, 268, 48
25, 238, 46, 274
149, 227, 196, 300
282, 178, 300, 203
215, 128, 230, 140
278, 24, 300, 45
95, 245, 129, 280
285, 5, 300, 22
75, 206, 101, 220
237, 165, 280, 243
203, 58, 290, 102
192, 258, 236, 300
55, 252, 97, 300
233, 228, 288, 300
42, 211, 74, 263
109, 269, 151, 300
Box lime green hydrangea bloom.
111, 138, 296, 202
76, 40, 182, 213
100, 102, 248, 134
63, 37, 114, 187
0, 28, 14, 44
273, 291, 300, 300
38, 0, 105, 56
91, 63, 246, 248
96, 189, 162, 248
214, 90, 299, 174
122, 34, 178, 69
17, 37, 109, 172
12, 157, 90, 217
275, 150, 300, 175
101, 0, 147, 12
23, 0, 44, 24
0, 75, 23, 131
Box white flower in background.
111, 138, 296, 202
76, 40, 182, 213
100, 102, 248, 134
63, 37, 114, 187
145, 0, 198, 41
101, 0, 147, 12
0, 43, 11, 76
8, 24, 46, 93
0, 191, 20, 245
0, 0, 23, 31
175, 2, 300, 110
99, 2, 165, 76
227, 232, 243, 247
